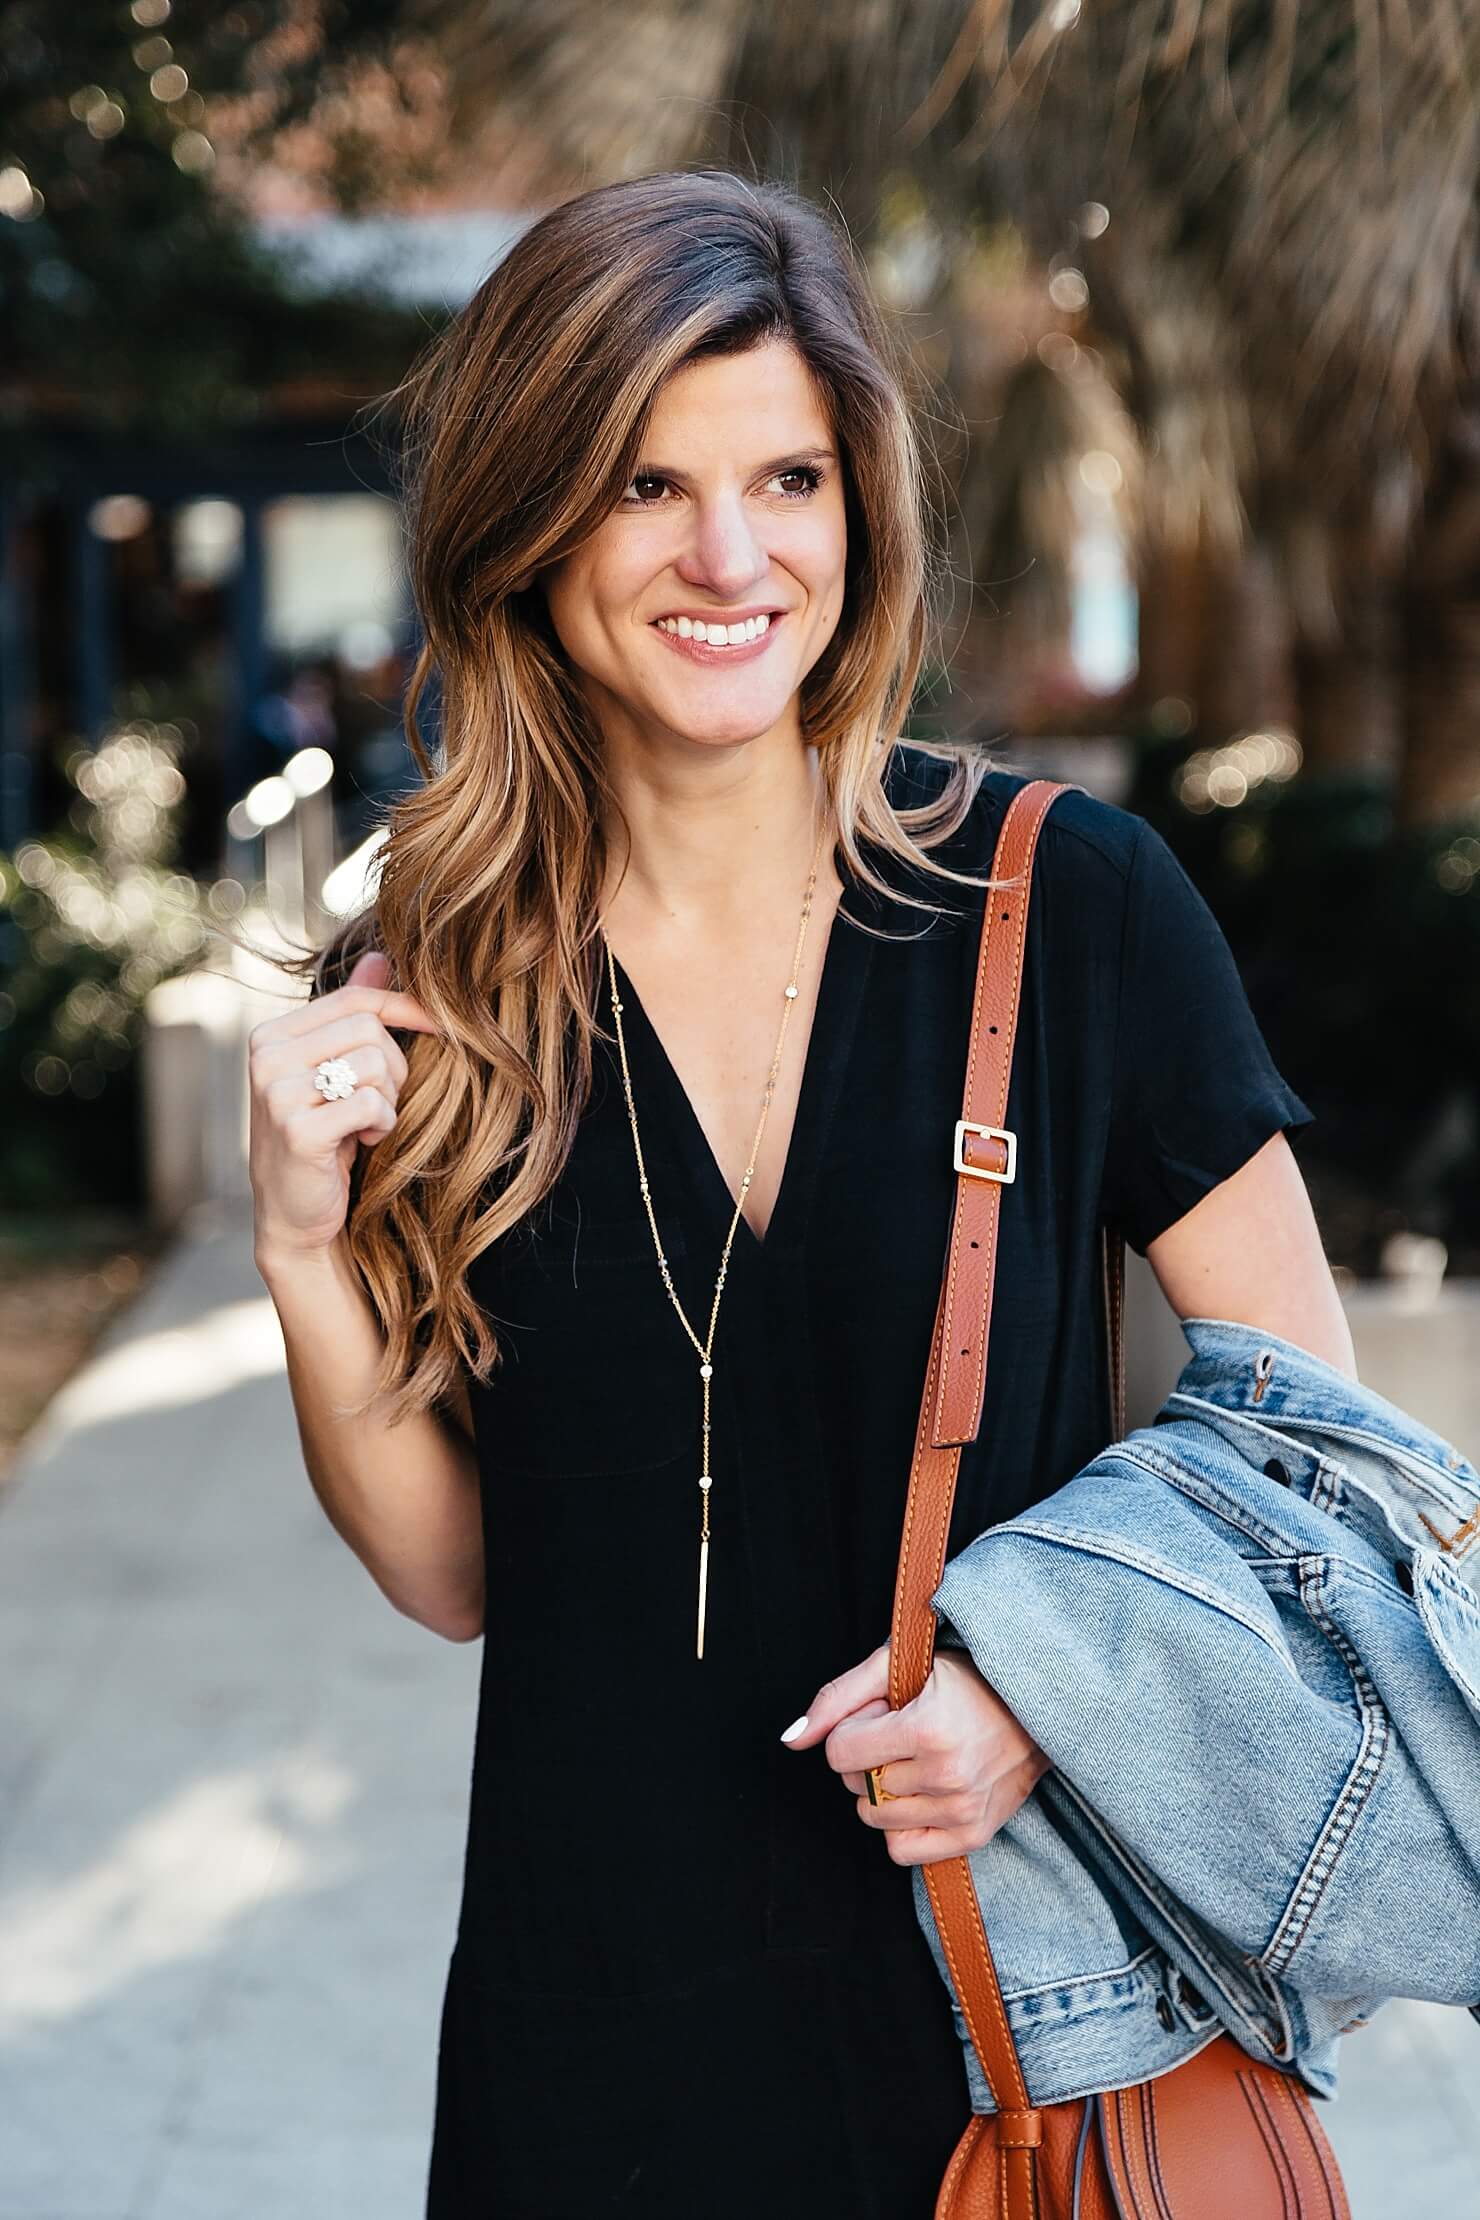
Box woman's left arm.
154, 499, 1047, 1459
780, 1127, 1355, 1863
1143, 1127, 1355, 1378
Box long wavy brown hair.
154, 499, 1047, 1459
279, 167, 1012, 1428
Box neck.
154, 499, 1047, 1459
597, 727, 832, 939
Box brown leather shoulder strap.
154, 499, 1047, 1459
885, 776, 1078, 2163
889, 775, 1072, 1707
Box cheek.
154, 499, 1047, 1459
791, 504, 848, 614
546, 537, 659, 667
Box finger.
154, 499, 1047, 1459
853, 1787, 975, 1833
872, 1826, 976, 1870
260, 1013, 410, 1093
348, 949, 391, 989
826, 1700, 924, 1780
827, 1699, 890, 1788
839, 1750, 935, 1800
287, 1085, 397, 1147
276, 984, 443, 1039
777, 1639, 891, 1750
266, 1047, 400, 1116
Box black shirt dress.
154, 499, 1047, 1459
423, 745, 1313, 2218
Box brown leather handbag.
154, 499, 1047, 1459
888, 776, 1351, 2219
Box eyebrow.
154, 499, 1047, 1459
630, 445, 839, 482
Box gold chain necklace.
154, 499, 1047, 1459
601, 799, 833, 1661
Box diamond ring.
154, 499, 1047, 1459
312, 1056, 359, 1102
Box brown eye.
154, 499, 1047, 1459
627, 473, 669, 504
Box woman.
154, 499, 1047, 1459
247, 170, 1353, 2216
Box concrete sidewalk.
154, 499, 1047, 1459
0, 1201, 477, 2219
0, 1202, 1476, 2217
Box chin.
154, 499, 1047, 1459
655, 685, 798, 749
669, 711, 789, 749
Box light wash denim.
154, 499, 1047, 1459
919, 1315, 1480, 2113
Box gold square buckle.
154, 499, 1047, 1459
953, 1119, 1017, 1183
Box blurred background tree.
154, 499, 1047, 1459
0, 0, 438, 444
366, 0, 1480, 1268
2, 0, 1476, 1265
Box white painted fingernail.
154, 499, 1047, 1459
779, 1715, 809, 1743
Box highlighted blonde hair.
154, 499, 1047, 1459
286, 168, 1001, 1427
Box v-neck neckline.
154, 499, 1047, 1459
605, 865, 873, 1261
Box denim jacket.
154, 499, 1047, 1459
917, 1315, 1480, 2113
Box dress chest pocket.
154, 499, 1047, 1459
467, 1222, 697, 1477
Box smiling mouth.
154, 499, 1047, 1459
650, 611, 783, 662
654, 611, 777, 645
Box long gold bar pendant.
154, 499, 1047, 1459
696, 1469, 712, 1659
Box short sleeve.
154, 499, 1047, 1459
1101, 819, 1314, 1256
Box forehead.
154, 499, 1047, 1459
643, 338, 834, 456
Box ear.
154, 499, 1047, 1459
508, 572, 534, 596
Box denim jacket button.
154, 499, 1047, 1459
1263, 1458, 1293, 1487
1175, 1974, 1208, 2017
1155, 1994, 1177, 2032
1395, 1559, 1415, 1596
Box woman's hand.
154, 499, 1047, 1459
779, 1638, 1051, 1866
249, 949, 443, 1265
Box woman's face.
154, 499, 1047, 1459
541, 337, 848, 753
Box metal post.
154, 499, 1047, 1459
263, 813, 304, 939
296, 784, 336, 946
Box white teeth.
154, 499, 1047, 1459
655, 612, 777, 645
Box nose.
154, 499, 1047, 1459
674, 489, 769, 601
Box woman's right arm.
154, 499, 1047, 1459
255, 1234, 484, 1643
250, 951, 485, 1645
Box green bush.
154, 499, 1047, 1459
0, 721, 213, 1209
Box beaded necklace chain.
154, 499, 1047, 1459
601, 801, 833, 1659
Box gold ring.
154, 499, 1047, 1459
864, 1764, 893, 1806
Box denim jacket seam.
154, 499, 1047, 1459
1112, 1437, 1300, 1558
999, 1940, 1164, 2011
962, 1510, 1304, 1670
1124, 1446, 1421, 1602
1260, 1558, 1392, 1978
1215, 1405, 1472, 1515
1172, 1414, 1360, 1532
1162, 1396, 1335, 1497
1164, 1392, 1478, 1542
